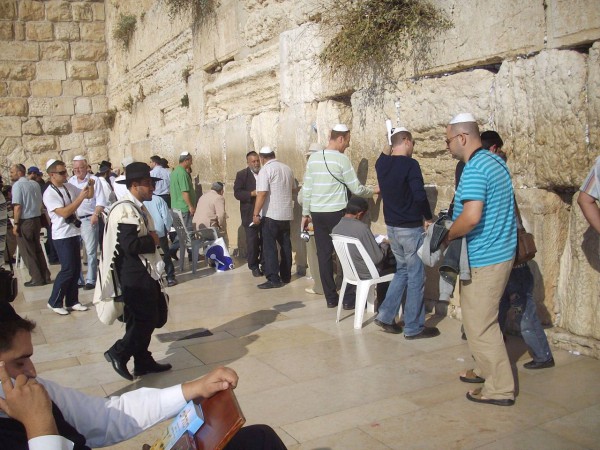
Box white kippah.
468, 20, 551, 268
180, 151, 190, 156
46, 159, 57, 170
73, 155, 86, 161
259, 146, 274, 155
449, 113, 476, 125
390, 127, 410, 137
121, 156, 135, 167
332, 124, 349, 132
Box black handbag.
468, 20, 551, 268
0, 253, 18, 302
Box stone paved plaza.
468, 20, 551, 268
12, 261, 600, 450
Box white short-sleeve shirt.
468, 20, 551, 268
43, 183, 82, 239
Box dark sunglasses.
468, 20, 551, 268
51, 170, 68, 176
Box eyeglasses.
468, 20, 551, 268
51, 170, 67, 176
445, 133, 469, 145
138, 179, 157, 187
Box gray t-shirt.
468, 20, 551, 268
332, 217, 385, 279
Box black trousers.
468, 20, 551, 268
225, 425, 287, 450
244, 223, 263, 271
311, 210, 344, 303
262, 217, 292, 283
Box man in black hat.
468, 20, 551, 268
102, 162, 171, 380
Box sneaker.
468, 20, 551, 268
405, 326, 440, 340
305, 287, 316, 294
167, 278, 178, 287
70, 303, 89, 312
374, 319, 403, 334
47, 304, 69, 315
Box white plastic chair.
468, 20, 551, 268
331, 234, 395, 329
171, 210, 218, 274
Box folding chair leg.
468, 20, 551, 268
353, 283, 371, 330
336, 281, 347, 323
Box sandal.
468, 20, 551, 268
459, 369, 485, 384
466, 388, 515, 406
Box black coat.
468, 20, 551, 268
233, 167, 257, 226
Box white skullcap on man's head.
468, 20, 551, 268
73, 155, 86, 161
259, 146, 274, 155
449, 113, 477, 125
180, 151, 190, 156
390, 127, 410, 137
46, 159, 57, 170
332, 124, 349, 132
121, 156, 135, 167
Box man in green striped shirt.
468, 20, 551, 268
301, 124, 378, 308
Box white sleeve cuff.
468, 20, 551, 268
29, 435, 74, 450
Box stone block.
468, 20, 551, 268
23, 135, 57, 154
0, 62, 35, 80
243, 4, 290, 49
91, 2, 104, 21
276, 103, 319, 178
0, 41, 38, 61
0, 82, 5, 96
0, 22, 13, 40
62, 80, 81, 96
19, 1, 44, 21
59, 132, 83, 150
26, 21, 53, 41
195, 0, 242, 70
79, 22, 104, 42
91, 96, 107, 113
96, 61, 107, 79
43, 116, 71, 135
54, 22, 79, 41
0, 138, 23, 160
588, 42, 600, 153
71, 42, 106, 61
81, 80, 105, 96
0, 1, 16, 20
0, 98, 28, 116
67, 61, 97, 80
39, 41, 69, 60
31, 80, 62, 97
46, 1, 72, 22
29, 97, 74, 116
85, 145, 109, 164
75, 97, 91, 114
250, 111, 280, 155
316, 99, 353, 147
8, 81, 30, 97
0, 117, 22, 137
72, 114, 105, 132
13, 21, 24, 40
22, 118, 42, 135
84, 129, 108, 147
36, 61, 66, 80
494, 50, 590, 189
546, 0, 600, 48
72, 3, 93, 21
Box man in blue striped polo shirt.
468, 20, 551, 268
444, 113, 517, 406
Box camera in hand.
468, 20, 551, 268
65, 214, 82, 228
300, 230, 310, 242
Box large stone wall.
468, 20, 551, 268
0, 0, 109, 174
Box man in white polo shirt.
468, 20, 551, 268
68, 155, 107, 290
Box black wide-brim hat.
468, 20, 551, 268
115, 162, 162, 184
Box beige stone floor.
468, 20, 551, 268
11, 260, 600, 450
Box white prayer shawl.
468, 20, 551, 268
93, 192, 165, 325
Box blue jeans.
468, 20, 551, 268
79, 216, 98, 284
377, 226, 425, 336
499, 265, 553, 363
49, 236, 81, 308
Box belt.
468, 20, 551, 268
21, 216, 41, 221
79, 214, 93, 219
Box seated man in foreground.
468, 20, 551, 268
0, 302, 287, 450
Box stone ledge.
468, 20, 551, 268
547, 327, 600, 359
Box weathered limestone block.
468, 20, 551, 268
84, 129, 108, 147
23, 135, 57, 153
588, 42, 600, 153
72, 114, 105, 132
46, 1, 72, 22
546, 0, 600, 48
36, 61, 66, 80
13, 21, 24, 41
315, 99, 353, 146
0, 22, 13, 40
8, 81, 30, 97
0, 41, 38, 61
0, 62, 35, 80
75, 97, 91, 114
204, 46, 280, 120
54, 22, 79, 41
29, 97, 74, 116
62, 80, 81, 96
494, 50, 590, 189
67, 62, 98, 80
426, 0, 545, 74
59, 132, 83, 150
79, 22, 105, 42
195, 0, 241, 70
72, 3, 93, 22
0, 98, 28, 116
84, 145, 109, 165
22, 118, 42, 135
31, 80, 62, 97
0, 138, 22, 160
0, 117, 22, 137
91, 2, 104, 21
0, 1, 16, 20
250, 111, 280, 156
19, 1, 44, 21
71, 42, 106, 61
26, 22, 53, 41
243, 4, 289, 48
82, 80, 105, 96
96, 61, 107, 79
276, 103, 319, 177
0, 82, 6, 96
39, 41, 69, 60
556, 191, 600, 341
43, 116, 71, 135
91, 96, 107, 113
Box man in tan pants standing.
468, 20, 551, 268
443, 113, 517, 406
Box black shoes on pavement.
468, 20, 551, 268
105, 349, 173, 379
252, 268, 264, 277
257, 281, 283, 289
374, 319, 403, 334
83, 283, 95, 290
523, 357, 555, 369
104, 349, 133, 381
404, 326, 440, 340
133, 361, 173, 377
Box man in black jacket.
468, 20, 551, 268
103, 163, 170, 381
233, 151, 264, 277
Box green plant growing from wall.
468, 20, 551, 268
181, 93, 189, 108
164, 0, 215, 29
319, 0, 452, 82
182, 66, 192, 83
113, 14, 137, 49
123, 94, 135, 113
105, 107, 118, 129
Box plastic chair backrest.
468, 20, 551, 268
331, 234, 380, 281
171, 209, 195, 247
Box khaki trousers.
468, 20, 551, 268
461, 259, 514, 400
